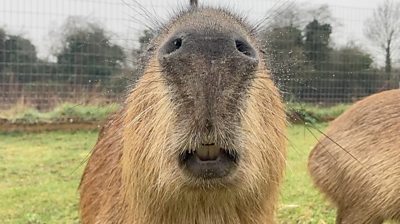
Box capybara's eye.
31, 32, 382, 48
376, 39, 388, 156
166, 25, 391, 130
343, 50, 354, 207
173, 38, 182, 49
235, 39, 256, 58
163, 37, 183, 54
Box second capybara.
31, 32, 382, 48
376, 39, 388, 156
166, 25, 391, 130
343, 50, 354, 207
308, 89, 400, 224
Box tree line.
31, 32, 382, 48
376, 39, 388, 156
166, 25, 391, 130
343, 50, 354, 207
0, 17, 127, 89
0, 1, 399, 103
264, 1, 399, 102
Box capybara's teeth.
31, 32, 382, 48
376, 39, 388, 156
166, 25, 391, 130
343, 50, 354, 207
207, 146, 220, 160
196, 147, 209, 160
196, 145, 220, 161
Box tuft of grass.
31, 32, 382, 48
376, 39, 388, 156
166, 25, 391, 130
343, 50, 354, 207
49, 103, 120, 122
0, 124, 340, 223
0, 103, 119, 124
286, 103, 349, 123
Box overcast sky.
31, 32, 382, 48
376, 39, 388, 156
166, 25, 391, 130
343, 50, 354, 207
0, 0, 388, 64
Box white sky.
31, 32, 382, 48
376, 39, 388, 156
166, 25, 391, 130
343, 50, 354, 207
0, 0, 388, 64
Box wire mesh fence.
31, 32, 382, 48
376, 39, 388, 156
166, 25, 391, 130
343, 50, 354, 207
0, 0, 399, 110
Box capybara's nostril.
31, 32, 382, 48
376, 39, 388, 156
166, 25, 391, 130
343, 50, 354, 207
235, 39, 256, 58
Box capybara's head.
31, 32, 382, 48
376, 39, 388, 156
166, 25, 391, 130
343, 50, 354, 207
121, 6, 286, 217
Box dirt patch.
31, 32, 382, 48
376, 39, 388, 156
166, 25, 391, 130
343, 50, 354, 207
0, 119, 103, 132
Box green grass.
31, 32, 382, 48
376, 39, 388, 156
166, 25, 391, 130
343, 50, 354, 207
0, 124, 337, 223
278, 124, 335, 223
286, 103, 349, 123
1, 103, 348, 125
0, 131, 98, 224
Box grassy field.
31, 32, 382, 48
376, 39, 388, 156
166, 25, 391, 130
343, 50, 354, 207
0, 124, 337, 224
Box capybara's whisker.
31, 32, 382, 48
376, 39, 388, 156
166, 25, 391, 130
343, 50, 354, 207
122, 0, 162, 30
252, 0, 296, 33
304, 125, 339, 164
309, 122, 362, 165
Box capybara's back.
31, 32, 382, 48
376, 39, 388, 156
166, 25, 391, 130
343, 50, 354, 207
308, 89, 400, 224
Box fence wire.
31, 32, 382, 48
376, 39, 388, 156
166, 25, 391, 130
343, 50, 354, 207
0, 0, 399, 110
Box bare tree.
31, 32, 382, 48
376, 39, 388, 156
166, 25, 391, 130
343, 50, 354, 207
365, 0, 400, 79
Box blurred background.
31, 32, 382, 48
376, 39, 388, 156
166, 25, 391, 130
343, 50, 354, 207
0, 0, 398, 111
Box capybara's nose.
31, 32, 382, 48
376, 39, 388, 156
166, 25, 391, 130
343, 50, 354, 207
158, 30, 260, 135
159, 31, 258, 62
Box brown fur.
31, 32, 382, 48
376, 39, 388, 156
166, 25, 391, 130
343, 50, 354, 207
308, 89, 400, 224
80, 7, 287, 224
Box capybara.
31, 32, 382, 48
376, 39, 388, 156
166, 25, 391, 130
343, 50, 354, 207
79, 2, 287, 224
308, 89, 400, 224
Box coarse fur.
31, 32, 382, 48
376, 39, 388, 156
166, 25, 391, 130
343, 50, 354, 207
80, 6, 287, 224
308, 89, 400, 224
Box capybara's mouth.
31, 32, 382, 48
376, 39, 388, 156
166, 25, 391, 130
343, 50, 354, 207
179, 143, 238, 179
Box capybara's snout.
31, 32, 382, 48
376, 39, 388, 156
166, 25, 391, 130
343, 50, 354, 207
157, 27, 262, 182
158, 27, 260, 140
159, 30, 258, 61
